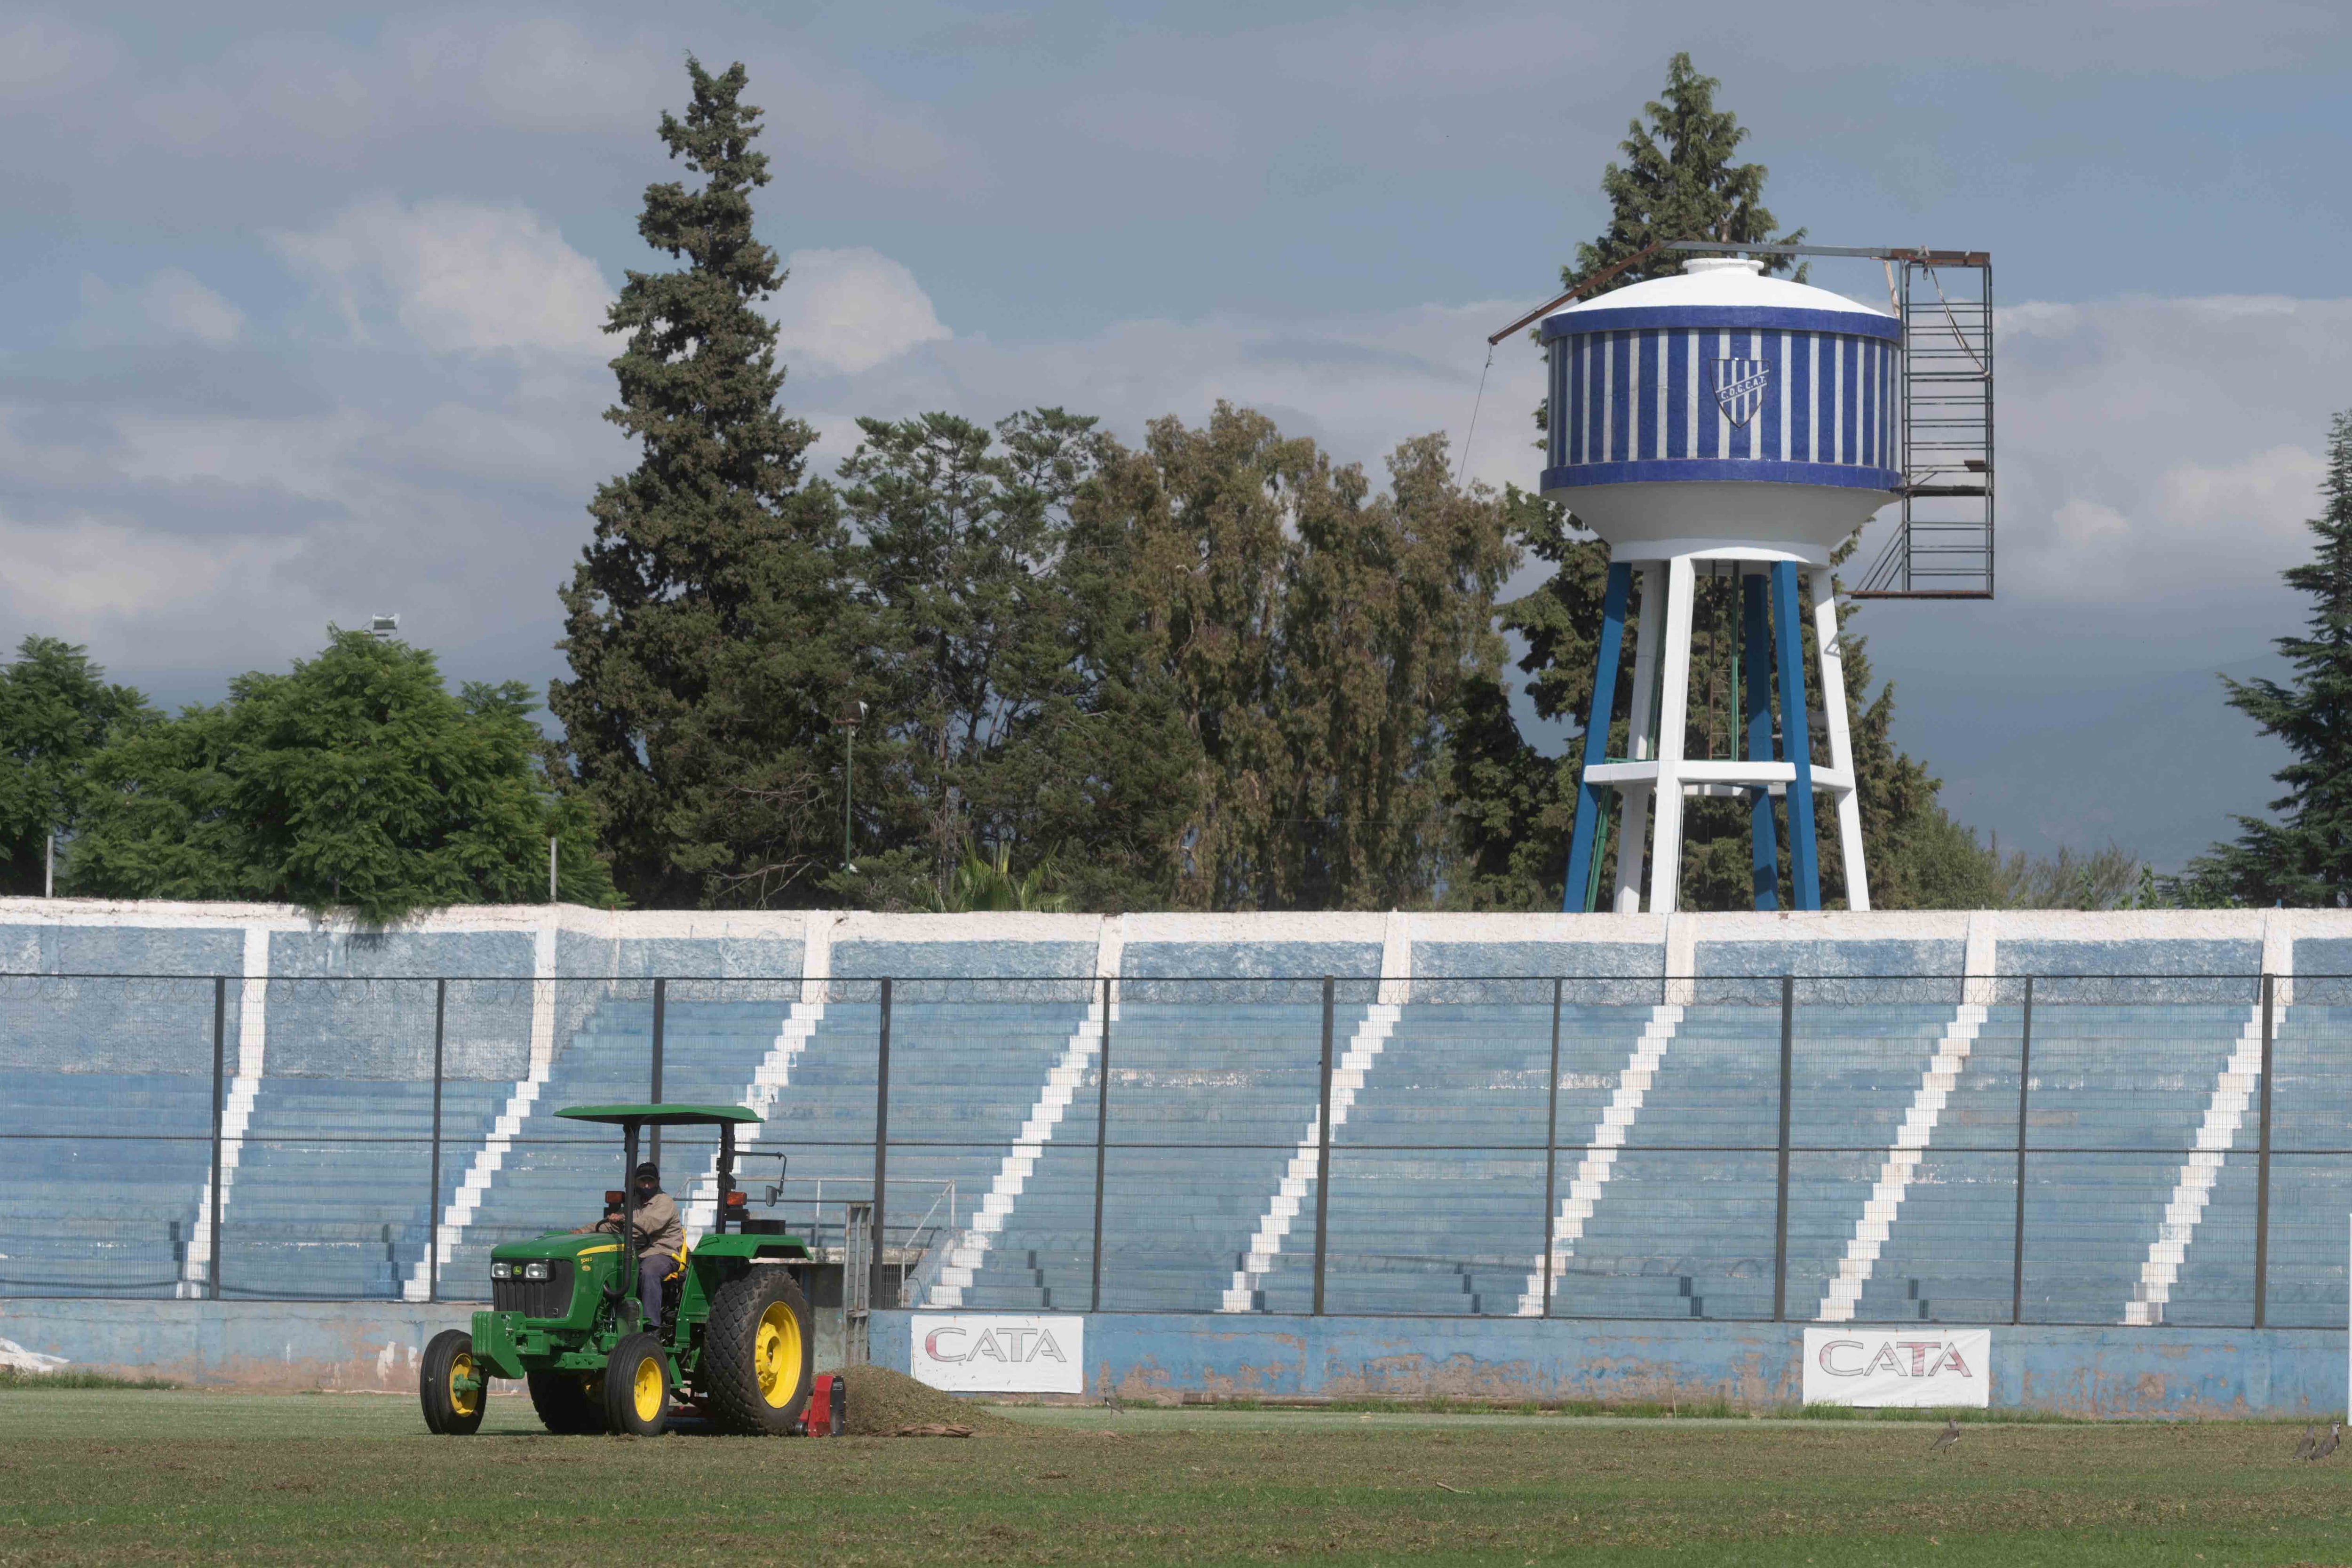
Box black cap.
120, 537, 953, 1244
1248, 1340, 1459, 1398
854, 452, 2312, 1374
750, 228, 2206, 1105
634, 1162, 660, 1181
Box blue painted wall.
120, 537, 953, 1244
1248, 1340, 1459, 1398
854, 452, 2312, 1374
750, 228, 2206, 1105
874, 1311, 2348, 1418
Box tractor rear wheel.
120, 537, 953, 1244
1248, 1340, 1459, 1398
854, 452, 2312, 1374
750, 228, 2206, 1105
527, 1370, 603, 1435
702, 1266, 814, 1434
419, 1329, 485, 1436
602, 1331, 670, 1437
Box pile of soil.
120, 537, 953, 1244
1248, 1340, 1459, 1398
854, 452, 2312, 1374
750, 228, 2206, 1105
837, 1366, 1016, 1436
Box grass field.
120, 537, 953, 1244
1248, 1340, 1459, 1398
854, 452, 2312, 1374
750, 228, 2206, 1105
3, 1387, 2350, 1566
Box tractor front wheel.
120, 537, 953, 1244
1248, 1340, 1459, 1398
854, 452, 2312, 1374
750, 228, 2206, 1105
602, 1332, 670, 1437
702, 1266, 814, 1434
527, 1370, 604, 1435
420, 1329, 485, 1436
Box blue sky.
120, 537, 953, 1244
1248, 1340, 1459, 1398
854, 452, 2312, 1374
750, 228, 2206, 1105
3, 2, 2348, 868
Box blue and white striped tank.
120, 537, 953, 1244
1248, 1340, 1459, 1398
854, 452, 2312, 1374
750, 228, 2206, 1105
1540, 303, 1901, 497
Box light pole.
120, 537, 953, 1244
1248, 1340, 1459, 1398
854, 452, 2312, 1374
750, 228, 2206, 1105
835, 701, 867, 869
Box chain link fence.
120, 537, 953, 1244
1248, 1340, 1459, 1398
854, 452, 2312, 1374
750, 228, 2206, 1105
0, 970, 2338, 1328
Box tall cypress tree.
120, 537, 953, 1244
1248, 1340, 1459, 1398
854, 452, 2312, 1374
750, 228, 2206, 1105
550, 59, 853, 908
2177, 409, 2352, 905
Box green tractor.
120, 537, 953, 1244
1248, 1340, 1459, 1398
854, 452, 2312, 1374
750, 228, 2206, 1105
418, 1104, 816, 1437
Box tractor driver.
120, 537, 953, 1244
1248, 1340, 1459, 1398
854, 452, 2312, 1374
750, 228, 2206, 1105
582, 1161, 684, 1328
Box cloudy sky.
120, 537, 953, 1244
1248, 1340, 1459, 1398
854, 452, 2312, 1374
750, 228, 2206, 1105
4, 1, 2348, 868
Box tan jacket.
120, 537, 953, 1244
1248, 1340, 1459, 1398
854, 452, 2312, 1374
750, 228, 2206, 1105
597, 1191, 684, 1261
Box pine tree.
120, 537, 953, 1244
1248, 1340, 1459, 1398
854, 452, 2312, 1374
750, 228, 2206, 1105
1561, 50, 1803, 296
2177, 409, 2352, 905
550, 59, 854, 908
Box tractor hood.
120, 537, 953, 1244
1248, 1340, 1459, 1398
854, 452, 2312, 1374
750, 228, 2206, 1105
490, 1232, 620, 1264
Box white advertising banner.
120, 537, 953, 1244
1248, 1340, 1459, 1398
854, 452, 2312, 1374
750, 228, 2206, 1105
908, 1313, 1085, 1394
1802, 1328, 1991, 1408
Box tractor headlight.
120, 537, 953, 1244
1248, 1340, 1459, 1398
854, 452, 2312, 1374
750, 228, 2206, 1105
522, 1261, 552, 1281
490, 1261, 514, 1281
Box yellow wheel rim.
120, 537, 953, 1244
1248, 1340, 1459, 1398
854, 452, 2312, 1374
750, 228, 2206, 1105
754, 1301, 803, 1408
631, 1356, 664, 1422
448, 1350, 479, 1419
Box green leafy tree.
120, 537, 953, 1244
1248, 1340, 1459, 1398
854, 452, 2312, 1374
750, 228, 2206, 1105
1445, 491, 1598, 909
2173, 409, 2352, 906
1100, 404, 1513, 910
834, 409, 1111, 907
68, 630, 613, 920
550, 58, 853, 909
0, 637, 157, 895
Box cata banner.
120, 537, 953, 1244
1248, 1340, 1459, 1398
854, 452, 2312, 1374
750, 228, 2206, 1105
908, 1313, 1085, 1394
1802, 1328, 1991, 1408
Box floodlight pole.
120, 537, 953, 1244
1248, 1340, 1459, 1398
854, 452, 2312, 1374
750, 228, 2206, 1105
836, 702, 867, 868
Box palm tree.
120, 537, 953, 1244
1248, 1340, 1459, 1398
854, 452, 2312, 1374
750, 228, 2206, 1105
930, 843, 1071, 913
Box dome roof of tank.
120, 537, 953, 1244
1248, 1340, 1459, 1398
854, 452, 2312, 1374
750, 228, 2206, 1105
1544, 256, 1893, 337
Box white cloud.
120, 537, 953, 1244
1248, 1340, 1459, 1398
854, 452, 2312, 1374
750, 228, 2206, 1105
397, 16, 667, 135
792, 297, 1544, 495
0, 512, 286, 621
140, 270, 244, 346
109, 411, 363, 503
769, 248, 950, 376
1949, 295, 2352, 605
73, 269, 245, 347
0, 12, 115, 101
271, 197, 612, 355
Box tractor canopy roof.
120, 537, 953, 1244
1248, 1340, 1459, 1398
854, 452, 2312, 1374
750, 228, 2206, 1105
555, 1104, 762, 1128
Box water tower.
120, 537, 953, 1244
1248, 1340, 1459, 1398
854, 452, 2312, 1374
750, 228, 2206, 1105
1493, 241, 1993, 914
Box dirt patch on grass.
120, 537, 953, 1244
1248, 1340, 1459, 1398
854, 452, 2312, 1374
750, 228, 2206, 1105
838, 1367, 1015, 1436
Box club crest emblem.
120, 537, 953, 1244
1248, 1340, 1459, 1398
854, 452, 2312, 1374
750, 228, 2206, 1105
1712, 358, 1771, 427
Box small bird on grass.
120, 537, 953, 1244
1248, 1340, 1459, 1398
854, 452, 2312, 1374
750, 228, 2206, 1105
1930, 1419, 1961, 1455
2313, 1424, 2341, 1462
2294, 1424, 2317, 1461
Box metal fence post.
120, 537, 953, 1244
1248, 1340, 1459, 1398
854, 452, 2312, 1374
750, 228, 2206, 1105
209, 976, 226, 1303
1771, 975, 1793, 1322
1312, 976, 1336, 1317
1090, 974, 1112, 1312
428, 979, 446, 1304
871, 978, 893, 1312
2253, 972, 2275, 1329
2011, 976, 2034, 1326
648, 976, 666, 1169
1540, 977, 1563, 1319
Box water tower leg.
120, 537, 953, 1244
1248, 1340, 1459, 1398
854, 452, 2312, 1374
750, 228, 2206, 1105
1645, 557, 1697, 916
1561, 562, 1632, 912
1740, 572, 1778, 911
1770, 562, 1822, 910
1612, 565, 1664, 912
1810, 568, 1870, 910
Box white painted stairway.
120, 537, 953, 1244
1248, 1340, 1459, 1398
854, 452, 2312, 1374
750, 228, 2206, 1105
1516, 1004, 1683, 1316
1220, 1001, 1403, 1313
1815, 1003, 1986, 1322
2125, 1003, 2270, 1325
924, 992, 1115, 1308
